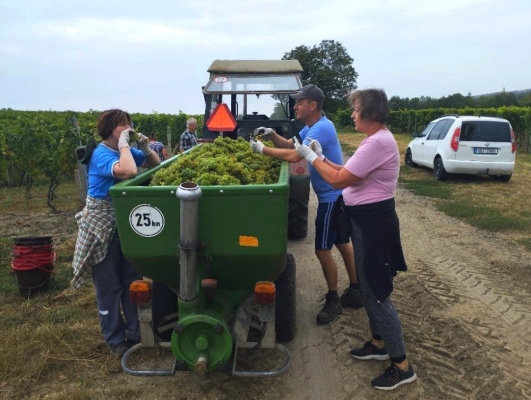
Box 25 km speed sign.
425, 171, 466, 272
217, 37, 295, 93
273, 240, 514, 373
129, 204, 165, 237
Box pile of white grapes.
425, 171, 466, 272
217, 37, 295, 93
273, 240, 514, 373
150, 136, 281, 186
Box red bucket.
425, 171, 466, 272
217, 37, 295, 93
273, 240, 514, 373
11, 236, 56, 297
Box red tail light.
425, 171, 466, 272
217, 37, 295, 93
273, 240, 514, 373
450, 127, 461, 152
254, 281, 276, 305
510, 129, 516, 153
129, 280, 152, 303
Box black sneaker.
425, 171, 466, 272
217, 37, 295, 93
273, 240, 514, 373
350, 341, 390, 360
108, 342, 129, 357
316, 293, 343, 324
339, 287, 364, 309
371, 363, 417, 390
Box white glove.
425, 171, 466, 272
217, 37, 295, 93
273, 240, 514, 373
250, 138, 265, 154
309, 139, 325, 161
135, 132, 151, 155
293, 137, 318, 165
118, 128, 132, 149
253, 127, 275, 139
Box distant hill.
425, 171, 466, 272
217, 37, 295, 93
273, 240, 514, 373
473, 88, 531, 99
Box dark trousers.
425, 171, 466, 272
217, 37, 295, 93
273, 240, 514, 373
91, 231, 142, 346
351, 221, 407, 360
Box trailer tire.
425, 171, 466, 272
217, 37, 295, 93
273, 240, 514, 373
152, 282, 178, 341
288, 199, 308, 240
275, 253, 296, 342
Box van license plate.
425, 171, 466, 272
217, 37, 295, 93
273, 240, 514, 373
474, 148, 498, 154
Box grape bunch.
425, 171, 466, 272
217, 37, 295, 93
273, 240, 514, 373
150, 136, 281, 186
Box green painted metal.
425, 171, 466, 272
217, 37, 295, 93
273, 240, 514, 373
109, 158, 290, 291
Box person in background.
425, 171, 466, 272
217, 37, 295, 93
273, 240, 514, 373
250, 84, 362, 325
177, 117, 199, 153
148, 133, 169, 162
294, 88, 416, 390
71, 109, 160, 357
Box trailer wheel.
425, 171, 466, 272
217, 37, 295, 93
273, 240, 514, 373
288, 199, 308, 239
152, 282, 178, 341
275, 253, 296, 342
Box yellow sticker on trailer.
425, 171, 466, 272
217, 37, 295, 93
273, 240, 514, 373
239, 236, 259, 247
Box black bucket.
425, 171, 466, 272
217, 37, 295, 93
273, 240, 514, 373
11, 236, 55, 297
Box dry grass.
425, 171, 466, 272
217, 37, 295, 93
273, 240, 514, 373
1, 140, 530, 398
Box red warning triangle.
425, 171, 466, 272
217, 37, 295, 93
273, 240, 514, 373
205, 103, 237, 132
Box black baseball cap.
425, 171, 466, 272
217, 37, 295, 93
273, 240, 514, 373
290, 84, 324, 103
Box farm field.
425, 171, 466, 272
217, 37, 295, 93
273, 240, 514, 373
0, 131, 530, 399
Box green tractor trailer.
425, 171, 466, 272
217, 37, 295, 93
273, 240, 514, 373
109, 60, 310, 377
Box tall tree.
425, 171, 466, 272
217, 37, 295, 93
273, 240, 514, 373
282, 40, 358, 115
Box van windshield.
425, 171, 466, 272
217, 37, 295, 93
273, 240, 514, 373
460, 121, 511, 142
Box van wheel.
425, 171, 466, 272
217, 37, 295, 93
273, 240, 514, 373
275, 254, 296, 342
495, 174, 512, 182
433, 157, 448, 181
405, 149, 417, 167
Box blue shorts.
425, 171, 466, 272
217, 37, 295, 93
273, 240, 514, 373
315, 201, 350, 250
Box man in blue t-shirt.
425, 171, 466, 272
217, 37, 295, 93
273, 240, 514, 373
250, 84, 363, 325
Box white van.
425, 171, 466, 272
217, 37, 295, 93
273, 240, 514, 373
405, 115, 516, 181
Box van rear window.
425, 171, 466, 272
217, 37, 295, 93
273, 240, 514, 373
460, 121, 511, 142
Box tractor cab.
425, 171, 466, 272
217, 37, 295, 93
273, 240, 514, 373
202, 59, 305, 141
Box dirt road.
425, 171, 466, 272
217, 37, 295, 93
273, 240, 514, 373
107, 185, 531, 399
6, 184, 531, 399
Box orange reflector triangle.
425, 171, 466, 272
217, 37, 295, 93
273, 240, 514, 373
205, 103, 238, 132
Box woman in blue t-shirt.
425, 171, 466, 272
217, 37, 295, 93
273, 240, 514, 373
71, 109, 160, 356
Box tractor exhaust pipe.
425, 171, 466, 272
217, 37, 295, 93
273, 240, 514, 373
176, 182, 202, 302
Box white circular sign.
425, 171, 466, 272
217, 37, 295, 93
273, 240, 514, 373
129, 204, 165, 237
214, 76, 228, 83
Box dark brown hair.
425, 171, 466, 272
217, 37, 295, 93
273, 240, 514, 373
347, 88, 389, 123
97, 109, 131, 140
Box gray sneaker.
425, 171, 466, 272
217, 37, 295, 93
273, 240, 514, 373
340, 287, 364, 309
316, 293, 343, 324
350, 341, 390, 360
371, 363, 417, 390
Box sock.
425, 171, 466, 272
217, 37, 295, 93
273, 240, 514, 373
327, 290, 338, 298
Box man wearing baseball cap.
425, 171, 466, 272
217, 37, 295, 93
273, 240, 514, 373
250, 84, 363, 325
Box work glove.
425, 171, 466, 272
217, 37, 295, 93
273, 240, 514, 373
293, 137, 318, 165
118, 128, 132, 150
309, 139, 325, 161
253, 127, 275, 139
250, 137, 265, 154
135, 132, 151, 155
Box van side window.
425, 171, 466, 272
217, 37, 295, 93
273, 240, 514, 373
427, 119, 452, 140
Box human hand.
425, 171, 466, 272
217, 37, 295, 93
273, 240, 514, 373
135, 132, 151, 155
293, 137, 318, 164
250, 137, 265, 154
253, 127, 275, 139
309, 139, 325, 160
118, 128, 133, 149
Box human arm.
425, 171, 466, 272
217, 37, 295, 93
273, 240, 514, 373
250, 137, 302, 162
161, 146, 169, 160
294, 138, 361, 188
113, 128, 141, 179
136, 133, 161, 168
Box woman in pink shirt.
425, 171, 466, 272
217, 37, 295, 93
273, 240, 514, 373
294, 88, 417, 391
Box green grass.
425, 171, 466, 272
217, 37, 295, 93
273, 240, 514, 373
338, 130, 531, 251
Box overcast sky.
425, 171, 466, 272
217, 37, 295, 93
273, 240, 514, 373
1, 0, 530, 116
